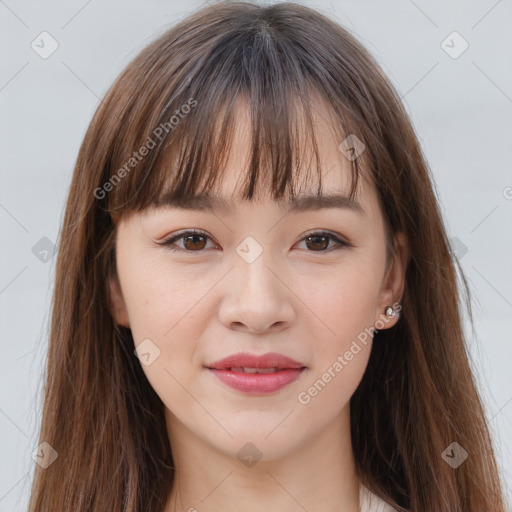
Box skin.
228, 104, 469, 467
109, 99, 408, 512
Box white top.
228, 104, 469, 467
359, 484, 397, 512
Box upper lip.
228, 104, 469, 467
206, 352, 306, 370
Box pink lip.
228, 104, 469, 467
205, 352, 306, 395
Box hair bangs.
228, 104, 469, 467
103, 12, 368, 222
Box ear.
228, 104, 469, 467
108, 273, 130, 328
374, 231, 408, 330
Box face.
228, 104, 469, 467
109, 100, 407, 463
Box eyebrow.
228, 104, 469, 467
154, 192, 364, 215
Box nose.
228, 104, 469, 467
218, 252, 295, 335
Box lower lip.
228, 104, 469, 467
207, 368, 305, 394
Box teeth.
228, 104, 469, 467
229, 367, 280, 373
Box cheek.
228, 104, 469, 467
116, 252, 214, 391
119, 253, 211, 341
293, 253, 382, 404
293, 280, 377, 429
299, 253, 383, 346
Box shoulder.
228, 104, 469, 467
359, 484, 399, 512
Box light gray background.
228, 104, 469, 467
1, 0, 511, 510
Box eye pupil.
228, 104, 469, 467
184, 234, 207, 250
306, 235, 329, 251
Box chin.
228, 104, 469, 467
207, 417, 307, 462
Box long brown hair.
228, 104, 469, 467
28, 1, 507, 511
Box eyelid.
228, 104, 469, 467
300, 229, 353, 247
157, 229, 354, 253
157, 229, 217, 252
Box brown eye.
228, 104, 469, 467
158, 230, 215, 253
305, 234, 330, 251
182, 233, 207, 251
298, 231, 352, 252
159, 229, 352, 254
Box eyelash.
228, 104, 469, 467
157, 229, 353, 254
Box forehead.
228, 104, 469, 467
155, 95, 376, 214
224, 101, 354, 193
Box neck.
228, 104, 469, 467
163, 406, 360, 512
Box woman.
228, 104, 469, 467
27, 1, 507, 511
